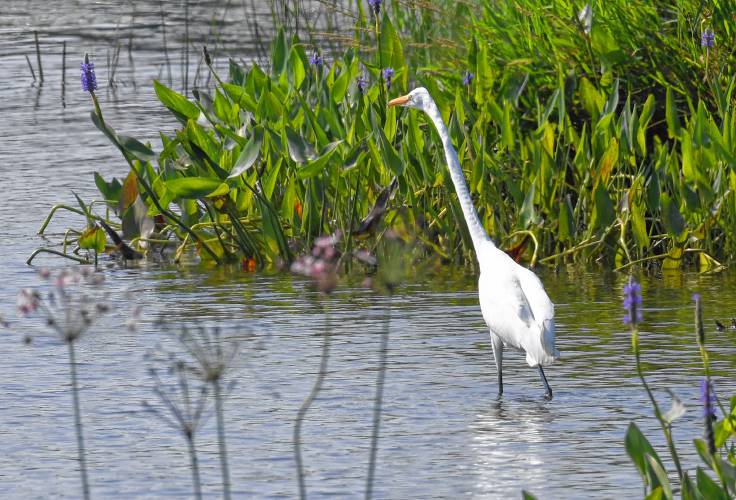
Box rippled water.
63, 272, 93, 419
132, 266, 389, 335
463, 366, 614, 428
1, 2, 735, 499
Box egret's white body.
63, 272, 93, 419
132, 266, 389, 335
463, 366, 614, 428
389, 88, 560, 399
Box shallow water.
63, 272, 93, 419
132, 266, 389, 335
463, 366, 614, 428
1, 2, 736, 499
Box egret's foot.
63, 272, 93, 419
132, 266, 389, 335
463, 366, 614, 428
495, 391, 503, 401
543, 389, 553, 401
538, 366, 553, 401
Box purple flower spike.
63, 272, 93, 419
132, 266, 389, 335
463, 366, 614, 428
382, 67, 395, 90
701, 29, 715, 48
368, 0, 382, 16
700, 378, 716, 419
462, 71, 474, 86
356, 74, 368, 93
309, 51, 323, 68
81, 54, 97, 93
623, 279, 643, 326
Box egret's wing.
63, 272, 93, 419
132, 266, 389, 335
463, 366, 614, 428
515, 266, 559, 362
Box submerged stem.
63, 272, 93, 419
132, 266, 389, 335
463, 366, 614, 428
366, 295, 391, 500
68, 341, 91, 500
186, 433, 202, 500
213, 379, 231, 500
293, 304, 331, 499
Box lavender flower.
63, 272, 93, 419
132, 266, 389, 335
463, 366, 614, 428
81, 54, 97, 93
368, 0, 382, 16
623, 279, 643, 326
700, 378, 716, 419
462, 71, 474, 86
382, 67, 395, 90
356, 74, 368, 93
701, 29, 715, 48
308, 51, 323, 68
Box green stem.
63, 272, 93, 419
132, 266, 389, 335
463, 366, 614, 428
68, 341, 91, 500
632, 332, 684, 480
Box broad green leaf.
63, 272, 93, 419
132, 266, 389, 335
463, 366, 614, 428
660, 193, 686, 238
520, 182, 536, 227
79, 226, 106, 253
375, 126, 404, 177
94, 172, 122, 203
229, 126, 265, 178
625, 422, 664, 490
271, 28, 287, 77
592, 183, 614, 230
696, 467, 727, 500
645, 454, 672, 499
221, 83, 257, 112
118, 135, 156, 162
297, 141, 342, 179
165, 177, 230, 199
665, 87, 681, 139
558, 198, 574, 242
285, 127, 316, 163
153, 80, 200, 122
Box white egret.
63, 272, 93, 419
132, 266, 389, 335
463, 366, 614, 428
389, 88, 560, 400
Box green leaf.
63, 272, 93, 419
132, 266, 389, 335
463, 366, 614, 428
696, 467, 728, 500
660, 193, 686, 238
592, 184, 614, 230
118, 135, 156, 162
153, 80, 200, 122
521, 491, 538, 500
558, 197, 574, 242
625, 422, 664, 488
79, 226, 106, 253
271, 28, 287, 77
665, 87, 681, 139
296, 141, 341, 179
94, 173, 122, 203
165, 177, 230, 199
520, 182, 536, 227
229, 126, 265, 178
375, 125, 404, 177
645, 454, 672, 499
285, 127, 316, 163
221, 83, 257, 112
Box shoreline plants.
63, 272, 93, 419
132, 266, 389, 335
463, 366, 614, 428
33, 1, 736, 274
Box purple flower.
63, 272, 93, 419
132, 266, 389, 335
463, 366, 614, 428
701, 29, 715, 48
382, 67, 395, 90
356, 74, 368, 93
623, 279, 643, 325
308, 51, 323, 68
368, 0, 382, 16
700, 378, 716, 419
81, 54, 97, 93
291, 232, 342, 293
462, 71, 474, 86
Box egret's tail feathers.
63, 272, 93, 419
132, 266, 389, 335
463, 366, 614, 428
524, 319, 559, 367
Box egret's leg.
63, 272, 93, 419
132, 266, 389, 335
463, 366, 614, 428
490, 334, 503, 399
538, 366, 553, 401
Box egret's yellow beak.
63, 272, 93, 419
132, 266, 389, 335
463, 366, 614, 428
388, 95, 410, 107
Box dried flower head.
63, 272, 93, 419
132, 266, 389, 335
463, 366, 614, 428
382, 67, 395, 90
17, 268, 108, 343
701, 29, 715, 48
623, 279, 643, 326
81, 54, 97, 93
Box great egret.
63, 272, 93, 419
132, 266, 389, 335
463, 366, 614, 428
389, 88, 560, 400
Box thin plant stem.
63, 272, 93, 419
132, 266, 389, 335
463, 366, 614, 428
293, 304, 331, 499
213, 379, 231, 500
365, 295, 391, 500
68, 341, 91, 500
631, 330, 684, 480
186, 433, 203, 500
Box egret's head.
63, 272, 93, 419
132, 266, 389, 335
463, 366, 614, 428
388, 87, 431, 112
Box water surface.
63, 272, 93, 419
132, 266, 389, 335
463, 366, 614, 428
1, 2, 735, 498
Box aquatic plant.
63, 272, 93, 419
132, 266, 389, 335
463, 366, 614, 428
144, 359, 208, 500
16, 268, 109, 500
621, 284, 736, 498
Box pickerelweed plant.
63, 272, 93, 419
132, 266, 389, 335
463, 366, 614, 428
34, 3, 736, 272
621, 282, 736, 498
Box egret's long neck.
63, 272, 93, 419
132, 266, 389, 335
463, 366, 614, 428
424, 100, 492, 251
